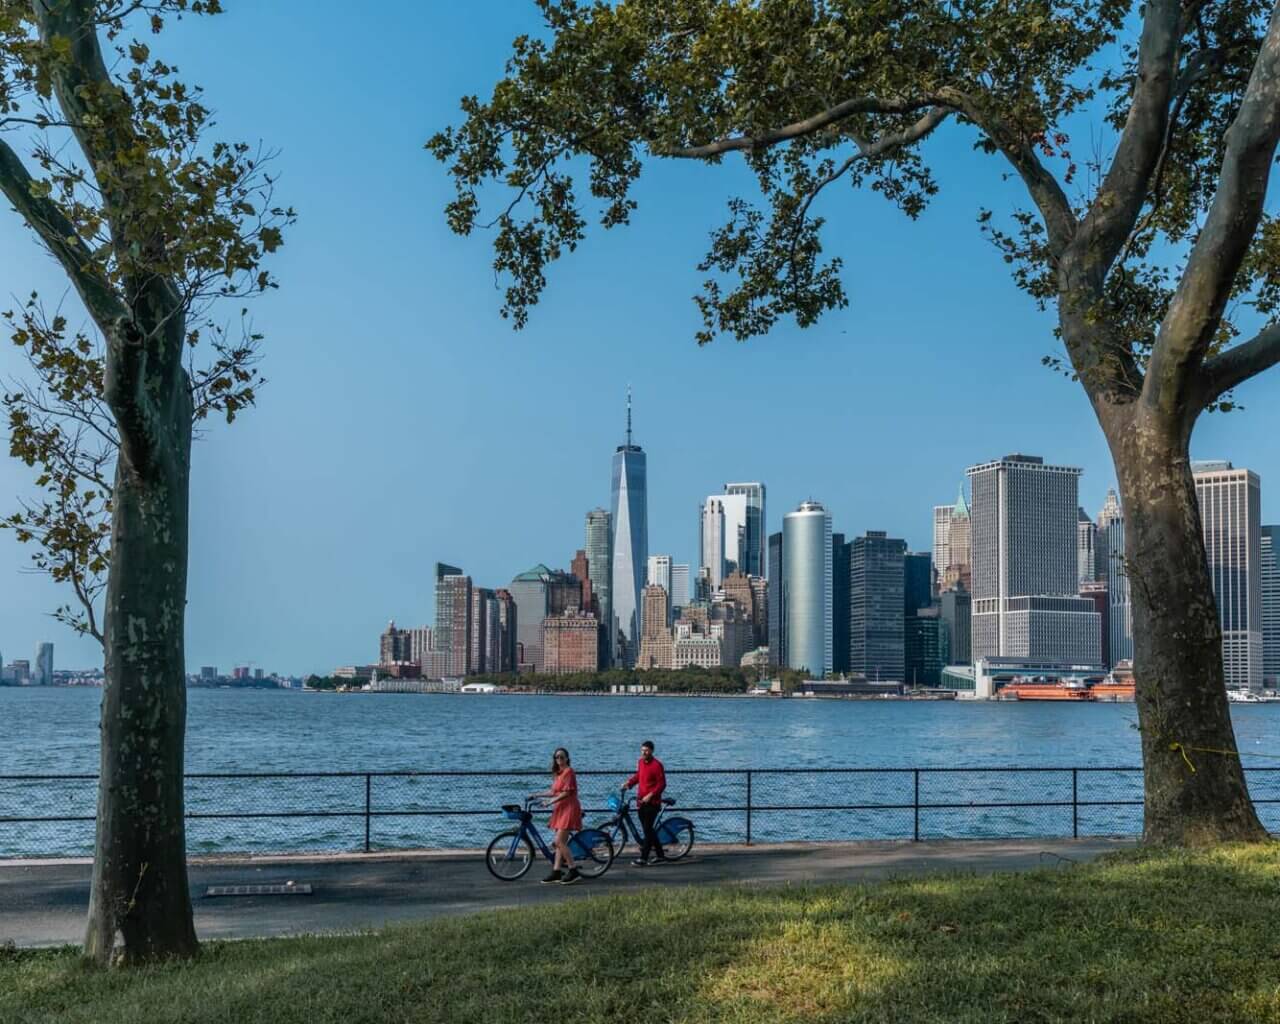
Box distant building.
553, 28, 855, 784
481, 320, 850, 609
670, 563, 690, 611
784, 501, 833, 678
767, 531, 785, 667
672, 633, 722, 670
637, 584, 674, 670
939, 586, 972, 665
968, 454, 1094, 663
408, 627, 434, 665
1264, 525, 1279, 687
509, 564, 581, 673
1097, 489, 1133, 667
200, 666, 217, 681
699, 497, 727, 590
749, 575, 770, 650
647, 554, 673, 616
725, 482, 767, 578
1079, 582, 1111, 669
379, 620, 413, 666
585, 508, 612, 660
722, 571, 762, 645
1194, 462, 1264, 689
1077, 508, 1098, 587
494, 589, 518, 673
904, 608, 943, 687
34, 643, 53, 686
570, 550, 595, 616
832, 534, 850, 674
934, 489, 972, 593
542, 611, 600, 674
904, 552, 932, 617
435, 563, 472, 677
850, 531, 906, 682
610, 391, 647, 667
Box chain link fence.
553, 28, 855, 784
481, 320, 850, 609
3, 766, 1279, 858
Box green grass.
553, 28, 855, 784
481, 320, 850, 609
5, 845, 1280, 1023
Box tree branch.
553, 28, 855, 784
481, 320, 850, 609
664, 95, 945, 158
0, 139, 127, 327
1075, 0, 1183, 278
1197, 322, 1280, 404
1145, 4, 1280, 418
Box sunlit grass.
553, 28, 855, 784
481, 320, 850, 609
4, 844, 1280, 1023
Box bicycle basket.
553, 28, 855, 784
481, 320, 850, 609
607, 794, 623, 813
501, 804, 527, 821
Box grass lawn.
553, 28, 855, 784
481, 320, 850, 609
5, 844, 1280, 1023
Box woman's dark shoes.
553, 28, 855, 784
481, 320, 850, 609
559, 867, 582, 885
540, 869, 563, 884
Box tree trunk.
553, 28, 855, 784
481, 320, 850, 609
1109, 413, 1267, 845
83, 385, 197, 964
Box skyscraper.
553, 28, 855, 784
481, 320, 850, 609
832, 533, 851, 674
967, 455, 1099, 663
508, 564, 581, 673
783, 501, 833, 678
724, 482, 766, 577
610, 390, 647, 667
1262, 524, 1278, 686
934, 488, 972, 592
904, 552, 933, 617
434, 563, 471, 677
647, 554, 672, 594
34, 642, 53, 686
670, 563, 690, 611
1194, 461, 1263, 689
1097, 489, 1132, 667
850, 531, 907, 682
767, 531, 785, 667
585, 509, 612, 645
1077, 508, 1098, 587
939, 587, 972, 665
932, 504, 953, 588
699, 497, 728, 589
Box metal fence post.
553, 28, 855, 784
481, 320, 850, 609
745, 770, 753, 845
1072, 768, 1079, 839
913, 769, 920, 842
364, 774, 372, 853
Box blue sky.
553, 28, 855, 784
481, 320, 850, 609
0, 2, 1277, 675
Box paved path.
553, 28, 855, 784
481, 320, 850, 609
0, 838, 1134, 948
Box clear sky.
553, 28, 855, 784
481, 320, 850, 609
0, 2, 1277, 676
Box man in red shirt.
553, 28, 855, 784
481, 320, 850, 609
623, 740, 667, 865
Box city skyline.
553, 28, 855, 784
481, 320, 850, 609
0, 2, 1278, 675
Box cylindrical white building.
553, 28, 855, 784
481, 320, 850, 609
783, 500, 833, 678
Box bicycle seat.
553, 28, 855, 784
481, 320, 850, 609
662, 797, 676, 806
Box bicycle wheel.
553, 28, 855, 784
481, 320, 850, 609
658, 819, 695, 860
592, 819, 626, 856
485, 829, 535, 881
569, 828, 615, 878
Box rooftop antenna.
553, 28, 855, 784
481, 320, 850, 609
626, 384, 633, 446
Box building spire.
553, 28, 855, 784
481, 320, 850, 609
626, 384, 633, 446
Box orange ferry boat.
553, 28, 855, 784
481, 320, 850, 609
1088, 681, 1136, 702
997, 680, 1092, 701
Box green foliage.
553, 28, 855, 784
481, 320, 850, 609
0, 1, 293, 641
430, 1, 1280, 410
429, 0, 1126, 341
465, 665, 800, 693
7, 844, 1280, 1021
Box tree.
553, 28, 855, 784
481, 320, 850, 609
431, 0, 1280, 845
0, 0, 290, 962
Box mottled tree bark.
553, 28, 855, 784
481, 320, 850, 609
83, 311, 197, 963
1104, 410, 1266, 846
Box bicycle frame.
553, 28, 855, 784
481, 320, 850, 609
506, 808, 558, 862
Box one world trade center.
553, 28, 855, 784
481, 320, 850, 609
610, 389, 647, 667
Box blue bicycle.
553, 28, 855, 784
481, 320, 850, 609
485, 797, 616, 881
596, 792, 695, 860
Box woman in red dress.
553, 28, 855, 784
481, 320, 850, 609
531, 747, 583, 885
